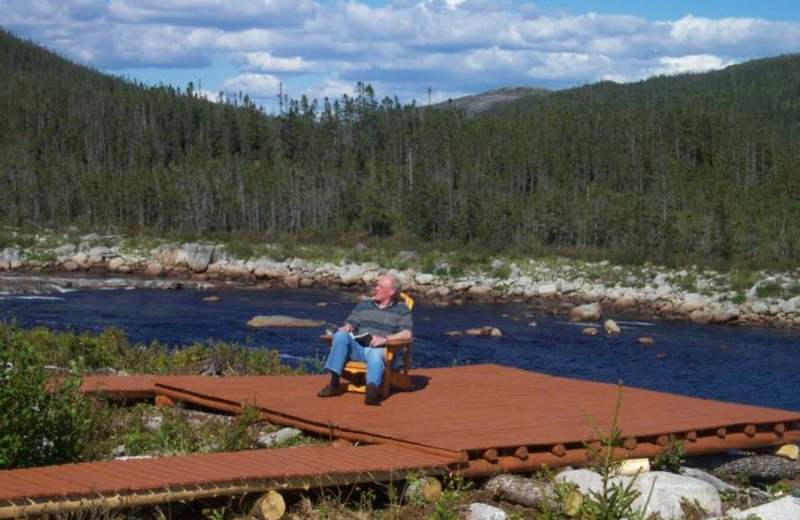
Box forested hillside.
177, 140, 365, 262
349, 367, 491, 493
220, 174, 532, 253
2, 28, 800, 267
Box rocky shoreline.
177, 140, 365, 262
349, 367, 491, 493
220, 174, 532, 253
2, 232, 800, 330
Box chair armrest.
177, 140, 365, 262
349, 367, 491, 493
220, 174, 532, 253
320, 334, 414, 348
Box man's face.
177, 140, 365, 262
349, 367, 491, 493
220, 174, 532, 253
373, 277, 396, 304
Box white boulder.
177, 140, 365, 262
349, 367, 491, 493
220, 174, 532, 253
338, 264, 365, 285
711, 496, 800, 520
466, 503, 507, 520
416, 273, 435, 285
570, 302, 602, 322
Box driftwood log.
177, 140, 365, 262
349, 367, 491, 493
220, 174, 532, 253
254, 490, 285, 520
485, 474, 582, 515
403, 477, 443, 503
485, 474, 555, 508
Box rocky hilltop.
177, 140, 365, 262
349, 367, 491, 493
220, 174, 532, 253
2, 231, 800, 329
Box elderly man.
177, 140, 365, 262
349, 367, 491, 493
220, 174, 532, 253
318, 273, 413, 405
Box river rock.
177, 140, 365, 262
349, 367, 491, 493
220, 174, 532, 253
711, 496, 800, 520
289, 258, 307, 271
679, 294, 708, 313
638, 336, 655, 345
655, 284, 673, 298
780, 299, 797, 314
467, 503, 507, 520
613, 296, 637, 309
714, 454, 800, 481
678, 467, 738, 494
145, 262, 164, 276
689, 310, 713, 324
558, 470, 720, 520
106, 257, 126, 272
537, 283, 558, 297
153, 243, 214, 272
555, 468, 603, 491
582, 327, 598, 336
468, 285, 494, 297
222, 264, 250, 279
712, 308, 739, 323
570, 302, 602, 322
256, 427, 303, 447
88, 245, 112, 255
632, 471, 721, 520
246, 316, 325, 328
184, 244, 216, 272
603, 319, 621, 334
466, 326, 502, 338
338, 264, 364, 285
416, 273, 434, 285
71, 252, 89, 268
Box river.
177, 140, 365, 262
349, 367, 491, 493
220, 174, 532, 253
1, 285, 798, 411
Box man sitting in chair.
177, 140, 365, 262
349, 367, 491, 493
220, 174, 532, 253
317, 273, 413, 405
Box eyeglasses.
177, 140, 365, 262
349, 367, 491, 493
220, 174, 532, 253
375, 283, 396, 290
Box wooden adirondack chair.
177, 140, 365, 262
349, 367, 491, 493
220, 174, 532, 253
322, 293, 414, 398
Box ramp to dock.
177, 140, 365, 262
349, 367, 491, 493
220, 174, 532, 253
0, 444, 458, 519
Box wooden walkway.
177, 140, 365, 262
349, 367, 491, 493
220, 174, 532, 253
2, 365, 798, 517
0, 444, 456, 519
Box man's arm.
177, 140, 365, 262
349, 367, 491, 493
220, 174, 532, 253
369, 305, 413, 346
369, 328, 411, 347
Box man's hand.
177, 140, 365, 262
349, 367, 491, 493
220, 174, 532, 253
338, 324, 354, 333
370, 335, 387, 347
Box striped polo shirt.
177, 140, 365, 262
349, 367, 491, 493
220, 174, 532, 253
345, 299, 413, 336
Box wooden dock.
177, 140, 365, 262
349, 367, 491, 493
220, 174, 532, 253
2, 364, 798, 518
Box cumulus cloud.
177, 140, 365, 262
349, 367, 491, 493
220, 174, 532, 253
232, 52, 317, 74
651, 54, 734, 75
107, 0, 315, 29
1, 0, 800, 109
222, 73, 282, 100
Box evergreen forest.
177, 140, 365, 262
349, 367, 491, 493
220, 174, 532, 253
2, 28, 800, 268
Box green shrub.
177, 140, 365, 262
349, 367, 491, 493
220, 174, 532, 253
756, 280, 782, 298
0, 348, 92, 469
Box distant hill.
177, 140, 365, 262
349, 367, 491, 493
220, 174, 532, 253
2, 27, 800, 267
435, 86, 550, 115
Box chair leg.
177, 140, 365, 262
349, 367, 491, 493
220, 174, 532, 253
381, 366, 391, 398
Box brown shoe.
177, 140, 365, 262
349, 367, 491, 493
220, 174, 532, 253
364, 383, 381, 406
317, 384, 346, 398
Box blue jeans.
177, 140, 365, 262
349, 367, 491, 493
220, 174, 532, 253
323, 331, 386, 386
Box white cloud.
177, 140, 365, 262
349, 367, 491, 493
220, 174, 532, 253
222, 73, 282, 99
650, 54, 734, 76
107, 0, 315, 29
232, 52, 317, 74
2, 1, 800, 107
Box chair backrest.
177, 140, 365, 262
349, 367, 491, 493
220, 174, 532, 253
399, 292, 414, 310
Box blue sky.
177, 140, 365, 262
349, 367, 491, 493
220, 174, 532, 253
1, 0, 799, 112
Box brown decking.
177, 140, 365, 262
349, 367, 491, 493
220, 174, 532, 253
0, 444, 457, 519
3, 365, 799, 517
155, 364, 800, 473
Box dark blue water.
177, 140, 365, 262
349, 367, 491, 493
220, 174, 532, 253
2, 287, 799, 411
